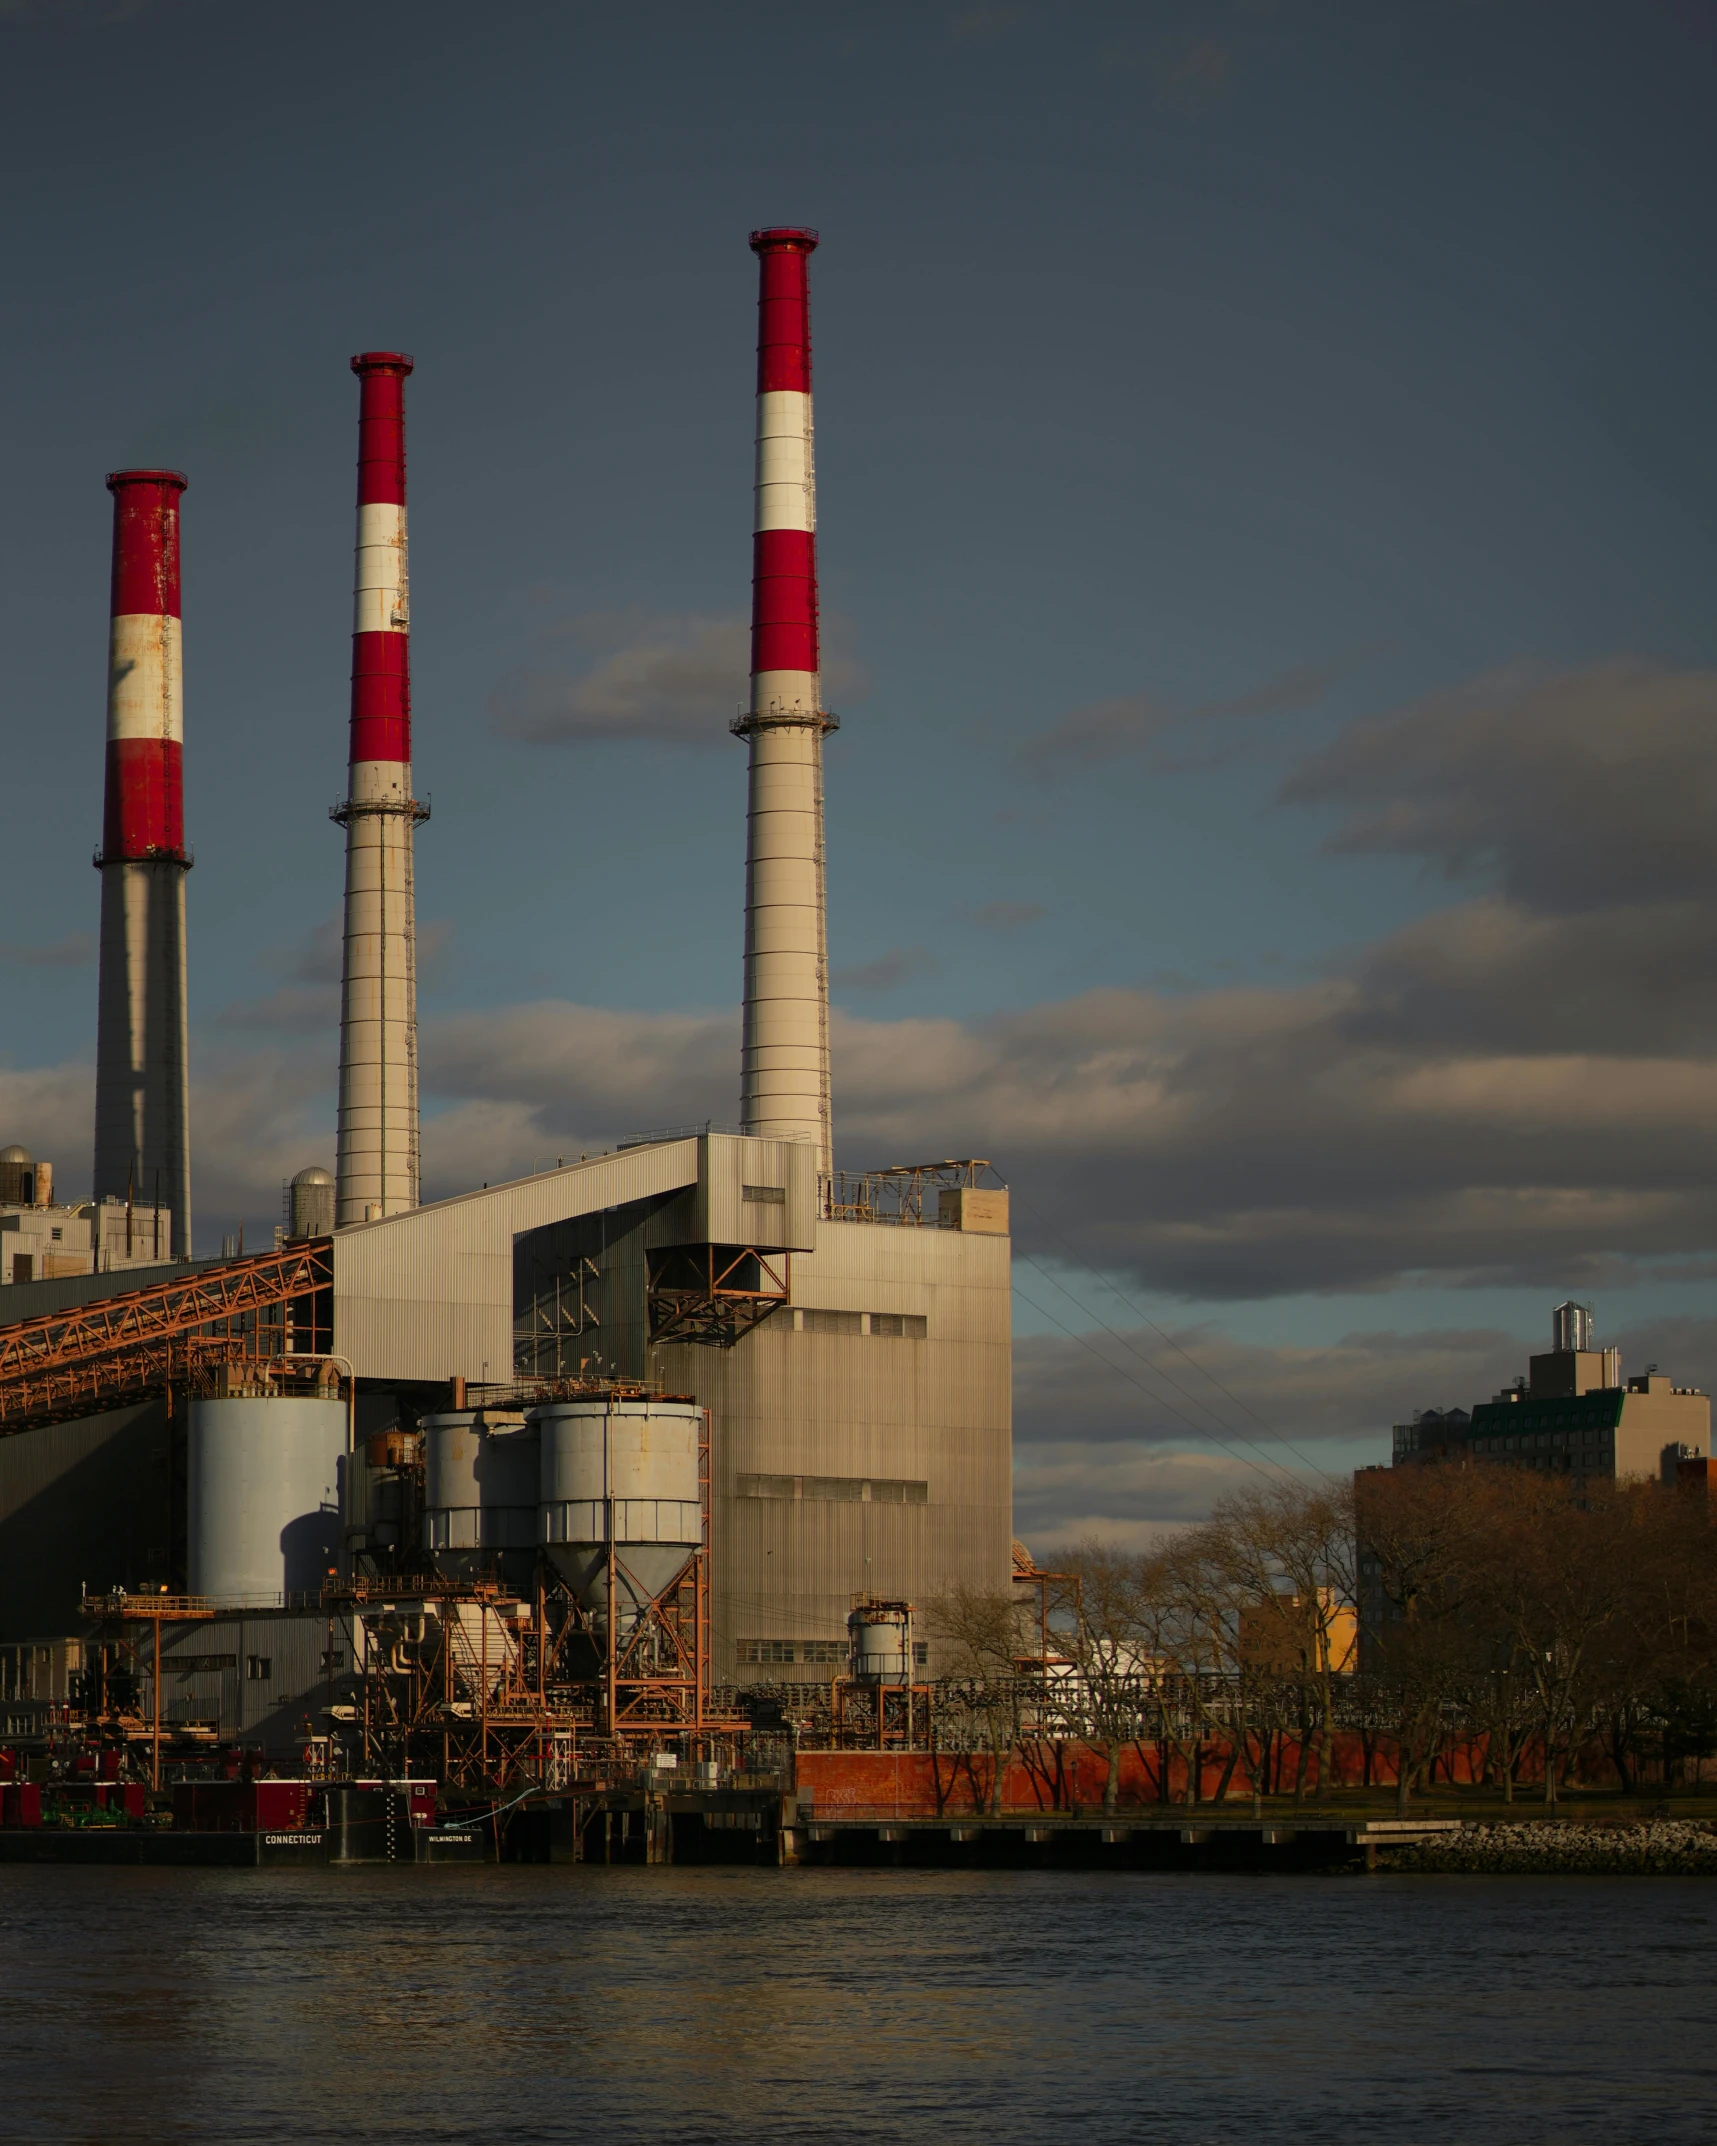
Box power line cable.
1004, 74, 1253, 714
1017, 1250, 1295, 1467
1010, 1188, 1331, 1476
1011, 1277, 1297, 1484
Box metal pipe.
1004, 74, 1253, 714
734, 229, 835, 1174
334, 353, 427, 1226
93, 470, 193, 1257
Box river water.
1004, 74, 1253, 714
1, 1867, 1711, 2143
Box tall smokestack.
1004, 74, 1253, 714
735, 227, 835, 1175
93, 470, 192, 1257
334, 352, 426, 1226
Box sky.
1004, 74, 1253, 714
2, 0, 1715, 1546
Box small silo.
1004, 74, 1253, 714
0, 1145, 33, 1205
478, 1416, 541, 1594
188, 1383, 346, 1603
288, 1165, 336, 1240
849, 1600, 914, 1685
536, 1398, 703, 1640
422, 1409, 536, 1589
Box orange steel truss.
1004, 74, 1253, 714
645, 1244, 789, 1347
0, 1240, 333, 1433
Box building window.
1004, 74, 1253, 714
793, 1308, 928, 1339
50, 1227, 62, 1242
736, 1473, 929, 1505
321, 1650, 344, 1672
738, 1638, 850, 1666
246, 1656, 272, 1682
796, 1308, 864, 1336
742, 1184, 786, 1206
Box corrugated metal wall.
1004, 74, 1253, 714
659, 1219, 1013, 1681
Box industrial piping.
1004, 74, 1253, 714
734, 227, 835, 1175
93, 470, 192, 1258
334, 353, 427, 1226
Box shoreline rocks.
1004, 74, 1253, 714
1382, 1818, 1717, 1874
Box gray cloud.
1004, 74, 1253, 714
832, 946, 938, 993
1285, 661, 1717, 913
489, 614, 748, 748
1020, 661, 1330, 777
0, 933, 94, 967
962, 900, 1046, 934
1012, 1319, 1518, 1453
490, 608, 866, 749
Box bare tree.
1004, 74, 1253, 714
925, 1583, 1031, 1816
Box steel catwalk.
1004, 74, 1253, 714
335, 353, 427, 1226
92, 470, 192, 1257
735, 229, 835, 1175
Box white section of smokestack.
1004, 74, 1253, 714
106, 615, 183, 743
754, 390, 815, 535
352, 502, 408, 635
335, 790, 420, 1221
742, 730, 831, 1168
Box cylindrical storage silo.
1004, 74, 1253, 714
422, 1410, 532, 1584
537, 1401, 702, 1636
478, 1417, 540, 1594
849, 1602, 912, 1685
188, 1394, 346, 1603
421, 1410, 481, 1577
289, 1165, 336, 1240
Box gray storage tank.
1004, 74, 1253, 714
188, 1393, 345, 1603
536, 1399, 702, 1637
422, 1409, 535, 1589
288, 1165, 336, 1240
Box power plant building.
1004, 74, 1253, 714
0, 224, 1016, 1739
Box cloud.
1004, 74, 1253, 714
962, 900, 1046, 934
489, 613, 748, 749
832, 946, 938, 992
1284, 661, 1717, 912
0, 1063, 95, 1185
1012, 1318, 1519, 1452
1020, 662, 1330, 776
0, 933, 93, 967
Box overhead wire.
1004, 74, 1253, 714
1010, 1276, 1299, 1485
1009, 1185, 1332, 1477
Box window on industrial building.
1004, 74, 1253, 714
736, 1473, 929, 1505
246, 1656, 272, 1681
171, 1654, 237, 1676
738, 1638, 849, 1665
804, 1475, 865, 1502
321, 1650, 344, 1672
792, 1308, 928, 1338
742, 1184, 786, 1206
796, 1308, 864, 1336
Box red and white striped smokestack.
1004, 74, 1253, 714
93, 469, 192, 1257
734, 227, 835, 1174
334, 352, 426, 1225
